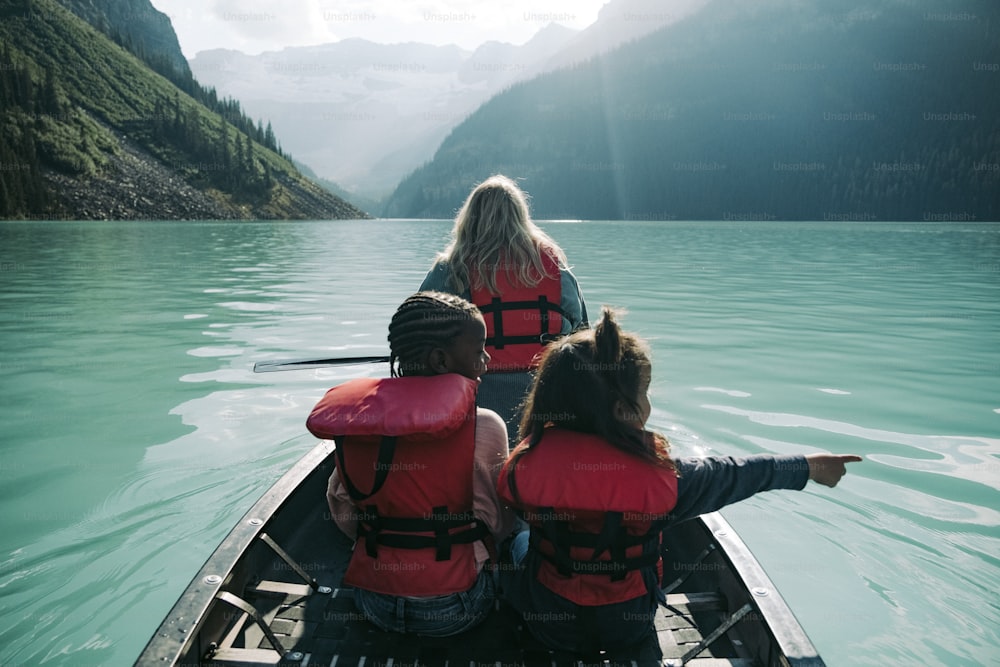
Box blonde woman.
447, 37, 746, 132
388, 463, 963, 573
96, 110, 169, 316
420, 175, 588, 440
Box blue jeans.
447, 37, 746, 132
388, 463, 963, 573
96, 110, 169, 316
354, 567, 495, 637
509, 529, 530, 564
503, 530, 660, 652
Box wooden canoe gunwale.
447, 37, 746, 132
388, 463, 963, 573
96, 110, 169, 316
692, 512, 824, 666
134, 441, 336, 665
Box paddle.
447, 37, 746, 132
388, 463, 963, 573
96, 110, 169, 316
253, 355, 390, 373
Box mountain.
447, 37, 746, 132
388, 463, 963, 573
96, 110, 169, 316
189, 27, 579, 205
187, 0, 709, 209
383, 0, 1000, 221
0, 0, 368, 220
542, 0, 710, 70
53, 0, 190, 79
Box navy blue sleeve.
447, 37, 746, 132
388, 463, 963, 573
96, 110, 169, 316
667, 455, 810, 524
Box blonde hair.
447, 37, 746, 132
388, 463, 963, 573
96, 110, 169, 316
437, 175, 568, 293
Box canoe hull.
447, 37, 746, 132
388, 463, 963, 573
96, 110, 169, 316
135, 441, 824, 666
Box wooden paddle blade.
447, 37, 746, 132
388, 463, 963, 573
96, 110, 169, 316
253, 355, 391, 373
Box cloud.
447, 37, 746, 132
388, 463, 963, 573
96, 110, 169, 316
209, 0, 333, 50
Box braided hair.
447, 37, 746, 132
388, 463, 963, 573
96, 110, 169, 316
388, 291, 482, 377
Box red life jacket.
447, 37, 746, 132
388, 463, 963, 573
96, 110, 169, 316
497, 428, 678, 606
470, 246, 565, 372
306, 374, 488, 597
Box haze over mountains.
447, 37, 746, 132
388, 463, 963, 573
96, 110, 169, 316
189, 0, 709, 203
392, 0, 998, 221
4, 0, 996, 221
191, 0, 998, 222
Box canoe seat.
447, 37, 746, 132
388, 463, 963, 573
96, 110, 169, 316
202, 524, 756, 666
200, 583, 751, 667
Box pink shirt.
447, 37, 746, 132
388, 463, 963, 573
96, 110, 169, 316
326, 406, 516, 568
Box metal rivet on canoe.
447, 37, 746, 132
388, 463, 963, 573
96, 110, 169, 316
318, 585, 332, 594
203, 574, 223, 585
287, 652, 304, 662
752, 587, 769, 597
248, 518, 263, 526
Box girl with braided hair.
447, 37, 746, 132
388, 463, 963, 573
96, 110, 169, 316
496, 307, 862, 652
309, 291, 515, 636
420, 175, 589, 442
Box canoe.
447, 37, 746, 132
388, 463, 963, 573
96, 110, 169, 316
134, 439, 826, 666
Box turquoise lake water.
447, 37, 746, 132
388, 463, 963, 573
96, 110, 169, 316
0, 219, 998, 666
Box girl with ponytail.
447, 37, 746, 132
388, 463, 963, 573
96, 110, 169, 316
497, 307, 862, 652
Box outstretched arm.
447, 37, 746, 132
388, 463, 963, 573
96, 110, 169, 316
670, 455, 808, 524
669, 453, 862, 525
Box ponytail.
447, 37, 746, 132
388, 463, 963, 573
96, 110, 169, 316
592, 308, 643, 423
515, 307, 674, 470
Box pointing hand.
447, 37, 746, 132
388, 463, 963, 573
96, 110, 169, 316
806, 454, 863, 488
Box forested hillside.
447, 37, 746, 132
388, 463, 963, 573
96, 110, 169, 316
53, 0, 190, 79
385, 0, 999, 221
0, 0, 368, 219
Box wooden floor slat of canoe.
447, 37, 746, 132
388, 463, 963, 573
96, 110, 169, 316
202, 583, 749, 667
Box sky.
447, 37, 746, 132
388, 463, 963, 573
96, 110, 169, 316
149, 0, 610, 57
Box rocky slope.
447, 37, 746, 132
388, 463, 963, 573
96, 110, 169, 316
43, 130, 238, 220
42, 131, 369, 220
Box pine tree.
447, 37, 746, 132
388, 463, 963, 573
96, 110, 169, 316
0, 175, 12, 217
219, 120, 231, 172
0, 42, 14, 106
235, 132, 246, 183
42, 68, 60, 115
264, 121, 275, 151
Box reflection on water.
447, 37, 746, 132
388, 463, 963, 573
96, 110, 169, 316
704, 403, 999, 487
0, 220, 998, 666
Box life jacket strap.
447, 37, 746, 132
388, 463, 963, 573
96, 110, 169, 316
528, 507, 667, 581
335, 434, 397, 502
356, 505, 490, 561
478, 296, 569, 349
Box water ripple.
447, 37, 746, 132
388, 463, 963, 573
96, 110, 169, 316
702, 403, 1000, 491
3, 220, 998, 667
